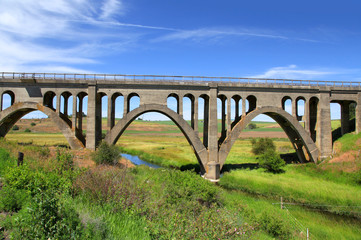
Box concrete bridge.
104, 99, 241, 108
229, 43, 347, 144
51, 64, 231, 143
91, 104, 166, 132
1, 72, 361, 180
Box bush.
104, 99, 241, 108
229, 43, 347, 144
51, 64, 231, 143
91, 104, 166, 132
12, 125, 19, 131
258, 150, 286, 173
251, 137, 276, 155
0, 187, 29, 212
10, 190, 84, 240
92, 141, 120, 165
24, 128, 31, 133
259, 210, 291, 239
30, 122, 36, 126
247, 123, 257, 129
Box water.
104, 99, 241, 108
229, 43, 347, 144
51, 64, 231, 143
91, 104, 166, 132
121, 153, 161, 169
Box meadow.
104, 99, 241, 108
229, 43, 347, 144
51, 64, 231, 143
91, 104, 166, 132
1, 117, 361, 239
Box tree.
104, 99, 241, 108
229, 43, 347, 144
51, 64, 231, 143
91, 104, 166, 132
257, 150, 286, 173
247, 123, 257, 130
251, 137, 276, 155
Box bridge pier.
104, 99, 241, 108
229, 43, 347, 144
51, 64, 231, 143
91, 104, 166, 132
86, 85, 98, 150
316, 92, 332, 159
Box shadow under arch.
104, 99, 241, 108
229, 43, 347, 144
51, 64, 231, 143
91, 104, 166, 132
105, 104, 208, 173
219, 106, 319, 169
0, 102, 84, 149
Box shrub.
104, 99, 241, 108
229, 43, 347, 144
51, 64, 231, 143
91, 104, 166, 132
24, 128, 31, 133
251, 137, 276, 155
258, 210, 291, 239
12, 125, 19, 131
11, 190, 84, 240
92, 141, 120, 165
247, 123, 257, 129
0, 187, 29, 212
30, 122, 36, 126
257, 150, 286, 173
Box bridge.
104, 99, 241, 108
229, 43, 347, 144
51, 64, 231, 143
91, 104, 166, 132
1, 72, 360, 181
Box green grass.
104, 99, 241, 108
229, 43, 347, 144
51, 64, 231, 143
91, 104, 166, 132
220, 165, 361, 218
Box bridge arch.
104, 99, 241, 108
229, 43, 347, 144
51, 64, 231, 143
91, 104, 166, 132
0, 102, 84, 149
1, 90, 15, 110
105, 104, 208, 172
219, 106, 319, 169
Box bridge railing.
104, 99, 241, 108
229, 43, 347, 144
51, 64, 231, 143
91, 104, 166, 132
1, 72, 361, 88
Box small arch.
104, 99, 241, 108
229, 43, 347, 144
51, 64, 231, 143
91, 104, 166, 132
127, 93, 140, 113
43, 91, 56, 110
199, 94, 210, 147
246, 95, 257, 113
183, 94, 195, 126
167, 93, 179, 113
1, 90, 15, 111
60, 91, 72, 114
219, 106, 319, 169
231, 95, 242, 121
282, 96, 292, 115
296, 97, 306, 120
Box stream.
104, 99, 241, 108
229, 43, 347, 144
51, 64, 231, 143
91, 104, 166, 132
121, 153, 161, 169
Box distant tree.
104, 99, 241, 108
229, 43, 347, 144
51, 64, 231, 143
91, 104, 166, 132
30, 122, 36, 126
24, 128, 31, 133
12, 125, 19, 131
247, 123, 257, 130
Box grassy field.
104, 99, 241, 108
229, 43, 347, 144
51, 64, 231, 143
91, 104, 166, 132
2, 117, 361, 239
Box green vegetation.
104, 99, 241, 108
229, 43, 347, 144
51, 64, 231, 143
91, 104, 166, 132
92, 141, 121, 165
251, 137, 276, 155
12, 125, 19, 131
1, 119, 361, 239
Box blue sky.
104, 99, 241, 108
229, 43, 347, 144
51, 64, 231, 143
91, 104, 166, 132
1, 0, 361, 121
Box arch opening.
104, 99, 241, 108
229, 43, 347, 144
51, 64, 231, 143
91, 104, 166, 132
128, 93, 140, 113
198, 94, 209, 148
183, 94, 194, 128
219, 107, 319, 170
106, 104, 208, 173
1, 91, 15, 111
0, 102, 83, 149
246, 95, 257, 113
167, 93, 179, 113
282, 96, 292, 115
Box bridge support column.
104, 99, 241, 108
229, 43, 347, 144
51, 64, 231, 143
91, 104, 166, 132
193, 97, 198, 133
178, 96, 183, 117
72, 96, 77, 129
56, 93, 61, 114
356, 93, 361, 134
242, 98, 246, 117
86, 85, 98, 150
316, 92, 332, 159
341, 101, 350, 135
107, 96, 115, 130
304, 99, 310, 134
227, 96, 231, 135
205, 84, 220, 181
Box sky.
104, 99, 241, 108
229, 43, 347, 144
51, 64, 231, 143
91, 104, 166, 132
1, 0, 361, 121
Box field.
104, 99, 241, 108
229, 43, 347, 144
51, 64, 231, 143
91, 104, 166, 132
2, 116, 361, 239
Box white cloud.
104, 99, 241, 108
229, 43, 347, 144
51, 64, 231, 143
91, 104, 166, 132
0, 0, 131, 72
153, 27, 289, 43
250, 65, 337, 80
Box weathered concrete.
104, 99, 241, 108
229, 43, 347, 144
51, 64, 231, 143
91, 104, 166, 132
1, 72, 361, 180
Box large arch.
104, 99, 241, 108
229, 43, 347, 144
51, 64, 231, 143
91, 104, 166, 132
0, 102, 84, 149
105, 104, 208, 172
219, 106, 319, 169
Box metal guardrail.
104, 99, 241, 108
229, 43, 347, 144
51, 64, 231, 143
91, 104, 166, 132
1, 72, 361, 88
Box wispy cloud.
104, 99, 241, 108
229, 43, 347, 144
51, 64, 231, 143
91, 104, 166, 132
0, 0, 130, 72
250, 65, 337, 80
